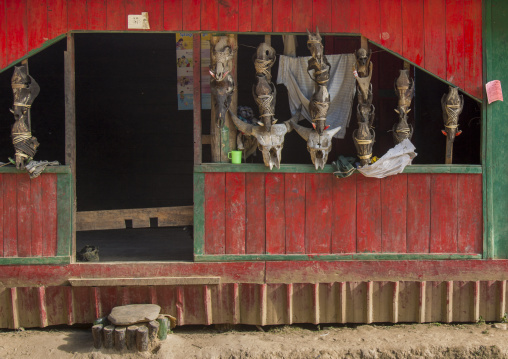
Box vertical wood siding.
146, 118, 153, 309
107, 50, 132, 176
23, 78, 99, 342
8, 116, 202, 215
0, 174, 58, 258
204, 173, 483, 255
0, 0, 482, 99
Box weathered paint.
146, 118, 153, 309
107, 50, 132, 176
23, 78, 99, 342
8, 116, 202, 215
0, 0, 483, 99
201, 173, 483, 256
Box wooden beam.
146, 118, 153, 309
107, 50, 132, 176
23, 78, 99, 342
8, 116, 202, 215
193, 34, 202, 165
64, 32, 77, 262
76, 206, 193, 231
68, 276, 221, 286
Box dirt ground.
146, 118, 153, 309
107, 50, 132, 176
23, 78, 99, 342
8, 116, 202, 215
1, 322, 508, 359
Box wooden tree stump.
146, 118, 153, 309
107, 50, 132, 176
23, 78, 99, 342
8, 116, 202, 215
92, 324, 103, 349
114, 326, 126, 351
157, 315, 169, 340
136, 326, 149, 352
126, 325, 138, 350
103, 325, 115, 349
148, 320, 160, 341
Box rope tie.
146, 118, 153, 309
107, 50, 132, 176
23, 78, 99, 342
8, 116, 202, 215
12, 84, 27, 89
355, 138, 373, 145
445, 104, 461, 129
311, 100, 329, 121
396, 128, 411, 134
307, 39, 321, 44
358, 154, 372, 160
255, 94, 274, 118
12, 132, 32, 144
254, 58, 275, 80
13, 103, 31, 108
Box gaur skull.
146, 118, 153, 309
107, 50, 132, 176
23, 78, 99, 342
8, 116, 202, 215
441, 86, 464, 163
309, 85, 330, 135
307, 28, 331, 85
395, 69, 414, 110
254, 43, 276, 81
353, 121, 375, 166
290, 120, 342, 170
355, 48, 372, 77
252, 74, 277, 131
393, 106, 413, 144
210, 37, 233, 82
230, 109, 299, 170
211, 73, 234, 128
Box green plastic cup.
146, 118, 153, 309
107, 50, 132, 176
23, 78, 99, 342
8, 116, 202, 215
228, 150, 242, 164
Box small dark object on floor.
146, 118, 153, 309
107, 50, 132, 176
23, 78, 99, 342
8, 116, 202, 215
77, 245, 99, 262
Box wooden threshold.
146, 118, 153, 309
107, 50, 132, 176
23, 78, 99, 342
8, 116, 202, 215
68, 276, 220, 286
76, 206, 193, 231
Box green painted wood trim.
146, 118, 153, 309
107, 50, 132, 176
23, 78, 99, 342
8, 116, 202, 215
56, 173, 73, 256
0, 256, 71, 265
0, 166, 71, 174
194, 164, 483, 174
195, 253, 482, 262
483, 0, 492, 259
0, 34, 67, 74
193, 172, 205, 255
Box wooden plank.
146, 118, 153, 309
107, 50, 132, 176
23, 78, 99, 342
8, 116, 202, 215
3, 175, 17, 257
272, 0, 291, 32
402, 0, 424, 66
332, 175, 356, 253
292, 0, 312, 32
407, 174, 431, 253
359, 0, 380, 43
219, 0, 238, 32
305, 174, 332, 254
356, 176, 381, 253
445, 0, 465, 88
0, 257, 70, 265
381, 174, 407, 253
64, 34, 76, 261
201, 0, 218, 30
312, 0, 331, 32
424, 0, 446, 79
464, 0, 482, 98
0, 0, 7, 69
193, 34, 202, 165
47, 0, 67, 40
69, 277, 220, 286
265, 173, 285, 254
68, 0, 87, 30
195, 163, 483, 174
332, 0, 360, 33
251, 0, 272, 32
457, 174, 483, 253
27, 0, 47, 51
57, 174, 72, 257
379, 0, 402, 54
146, 0, 164, 31
6, 0, 27, 66
163, 0, 183, 30
285, 174, 305, 254
238, 0, 252, 32
42, 174, 58, 257
182, 0, 200, 31
77, 206, 193, 231
194, 173, 205, 255
430, 174, 458, 253
225, 173, 246, 255
16, 174, 31, 257
204, 173, 226, 254
0, 175, 3, 257
245, 173, 266, 254
106, 0, 126, 30
87, 0, 107, 30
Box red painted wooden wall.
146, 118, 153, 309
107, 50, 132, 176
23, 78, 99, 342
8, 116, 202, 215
0, 173, 58, 258
0, 0, 482, 99
203, 173, 483, 255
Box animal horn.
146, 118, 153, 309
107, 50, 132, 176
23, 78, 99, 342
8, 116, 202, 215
229, 109, 254, 135
291, 120, 313, 142
325, 125, 342, 138
316, 27, 320, 37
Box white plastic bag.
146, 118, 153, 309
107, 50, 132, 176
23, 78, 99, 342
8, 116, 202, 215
357, 139, 417, 178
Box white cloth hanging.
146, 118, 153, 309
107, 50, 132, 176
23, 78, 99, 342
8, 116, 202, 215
357, 139, 417, 178
277, 54, 357, 139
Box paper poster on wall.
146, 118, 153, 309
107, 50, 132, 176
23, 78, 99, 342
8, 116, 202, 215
175, 33, 212, 110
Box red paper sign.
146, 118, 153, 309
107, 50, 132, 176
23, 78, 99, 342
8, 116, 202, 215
486, 80, 503, 104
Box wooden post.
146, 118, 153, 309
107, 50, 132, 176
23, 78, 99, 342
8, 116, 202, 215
136, 326, 149, 352
147, 320, 160, 341
193, 34, 202, 165
210, 34, 238, 163
64, 32, 77, 262
114, 326, 126, 351
92, 324, 103, 349
103, 325, 115, 349
126, 325, 138, 349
